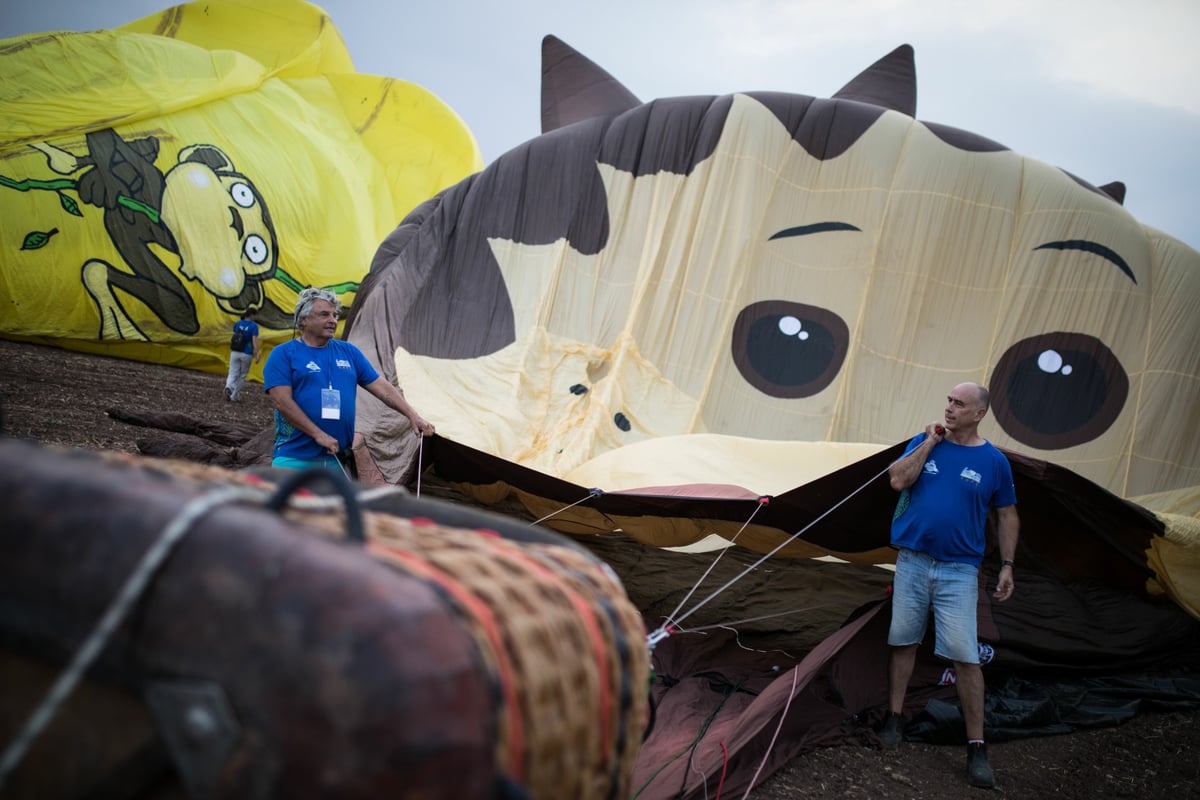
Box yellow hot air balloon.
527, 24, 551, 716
0, 0, 481, 375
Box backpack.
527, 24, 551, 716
230, 326, 247, 351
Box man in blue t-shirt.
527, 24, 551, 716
224, 308, 261, 402
263, 288, 435, 472
878, 382, 1019, 790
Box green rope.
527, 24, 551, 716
631, 676, 748, 798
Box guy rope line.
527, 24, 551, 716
415, 434, 424, 497
673, 603, 840, 635
658, 496, 769, 637
646, 458, 895, 650
529, 487, 604, 527
740, 663, 801, 800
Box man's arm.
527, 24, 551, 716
992, 504, 1020, 602
363, 377, 436, 436
888, 423, 944, 491
251, 333, 261, 363
267, 385, 338, 455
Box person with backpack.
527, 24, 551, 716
225, 308, 261, 401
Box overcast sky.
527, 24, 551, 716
4, 0, 1199, 251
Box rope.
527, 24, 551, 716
715, 741, 729, 800
647, 460, 893, 647
738, 665, 800, 800
675, 603, 839, 634
0, 486, 258, 789
659, 497, 769, 633
631, 678, 746, 799
687, 745, 709, 800
529, 487, 604, 527
415, 434, 424, 497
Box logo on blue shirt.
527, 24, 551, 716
923, 460, 939, 475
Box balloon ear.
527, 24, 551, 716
541, 34, 641, 133
1098, 181, 1126, 205
832, 44, 917, 117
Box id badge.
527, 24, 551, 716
320, 387, 341, 420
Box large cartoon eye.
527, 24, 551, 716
243, 234, 268, 265
731, 300, 849, 398
990, 332, 1128, 450
230, 182, 256, 208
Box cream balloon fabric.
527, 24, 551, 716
357, 90, 1198, 500
348, 40, 1200, 614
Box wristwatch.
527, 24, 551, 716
1001, 559, 1015, 569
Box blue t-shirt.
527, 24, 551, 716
263, 338, 380, 460
232, 319, 259, 354
890, 434, 1017, 566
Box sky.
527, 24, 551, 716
4, 0, 1199, 251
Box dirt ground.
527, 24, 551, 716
2, 336, 1198, 799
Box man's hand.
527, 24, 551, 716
409, 415, 436, 437
314, 431, 340, 455
993, 566, 1014, 602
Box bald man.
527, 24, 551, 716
879, 382, 1020, 790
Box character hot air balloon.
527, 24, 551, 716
341, 36, 1200, 799
0, 0, 481, 374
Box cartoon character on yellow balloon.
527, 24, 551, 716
0, 0, 481, 373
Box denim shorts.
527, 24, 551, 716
888, 547, 980, 663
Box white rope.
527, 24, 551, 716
739, 664, 800, 800
529, 488, 603, 527
674, 603, 839, 634
711, 626, 798, 659
658, 499, 768, 634
647, 460, 893, 648
335, 452, 354, 482
688, 744, 711, 800
0, 486, 259, 788
415, 434, 424, 497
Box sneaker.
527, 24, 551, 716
878, 712, 904, 749
223, 386, 232, 402
966, 742, 995, 789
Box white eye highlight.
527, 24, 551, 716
1037, 349, 1071, 375
779, 316, 809, 340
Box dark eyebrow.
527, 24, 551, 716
1033, 240, 1136, 284
769, 222, 862, 240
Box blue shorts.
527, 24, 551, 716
888, 547, 981, 663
